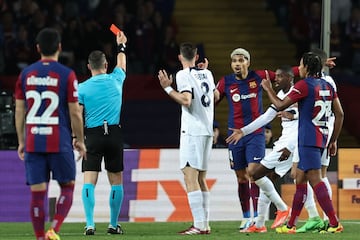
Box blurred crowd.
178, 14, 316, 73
267, 0, 360, 74
3, 0, 360, 77
0, 0, 180, 76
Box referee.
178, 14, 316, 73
78, 31, 127, 235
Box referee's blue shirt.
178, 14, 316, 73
78, 67, 126, 128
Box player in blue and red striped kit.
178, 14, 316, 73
15, 28, 86, 240
214, 48, 299, 230
262, 52, 344, 234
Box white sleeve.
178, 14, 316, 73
241, 106, 277, 136
176, 70, 192, 93
325, 75, 337, 92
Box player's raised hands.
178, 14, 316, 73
261, 70, 272, 91
116, 31, 127, 45
158, 69, 173, 88
326, 57, 336, 69
225, 128, 244, 145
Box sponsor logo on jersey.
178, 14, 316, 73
232, 93, 257, 102
232, 93, 240, 102
30, 126, 53, 135
240, 93, 257, 100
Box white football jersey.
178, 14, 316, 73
323, 75, 337, 146
176, 67, 215, 136
272, 87, 298, 152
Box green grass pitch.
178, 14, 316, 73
0, 221, 358, 239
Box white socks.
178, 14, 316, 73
255, 176, 288, 211
304, 182, 320, 218
188, 190, 205, 230
202, 191, 210, 230
255, 190, 271, 227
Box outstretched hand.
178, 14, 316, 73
326, 57, 336, 69
158, 69, 173, 88
261, 70, 272, 91
225, 128, 244, 145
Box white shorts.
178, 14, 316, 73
261, 149, 293, 177
321, 147, 330, 166
179, 135, 212, 171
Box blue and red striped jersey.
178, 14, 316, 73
287, 77, 337, 148
15, 60, 78, 152
217, 70, 278, 134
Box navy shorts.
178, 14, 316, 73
25, 151, 76, 185
297, 146, 323, 171
82, 125, 124, 172
228, 133, 265, 170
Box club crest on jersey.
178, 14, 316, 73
249, 81, 257, 89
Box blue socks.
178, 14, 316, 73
109, 185, 124, 227
82, 183, 95, 228
82, 183, 124, 228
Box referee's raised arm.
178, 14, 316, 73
116, 31, 127, 72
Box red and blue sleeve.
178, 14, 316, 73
255, 70, 276, 81
287, 79, 308, 102
67, 71, 78, 103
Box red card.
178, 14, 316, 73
110, 24, 121, 35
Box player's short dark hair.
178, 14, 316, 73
88, 50, 107, 70
277, 65, 294, 78
179, 42, 197, 61
311, 48, 327, 67
36, 28, 61, 56
302, 52, 322, 78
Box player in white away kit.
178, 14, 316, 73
226, 66, 297, 232
158, 42, 215, 235
294, 49, 338, 233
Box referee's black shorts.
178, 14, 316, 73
82, 125, 124, 172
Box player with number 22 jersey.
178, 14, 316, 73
15, 60, 78, 153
